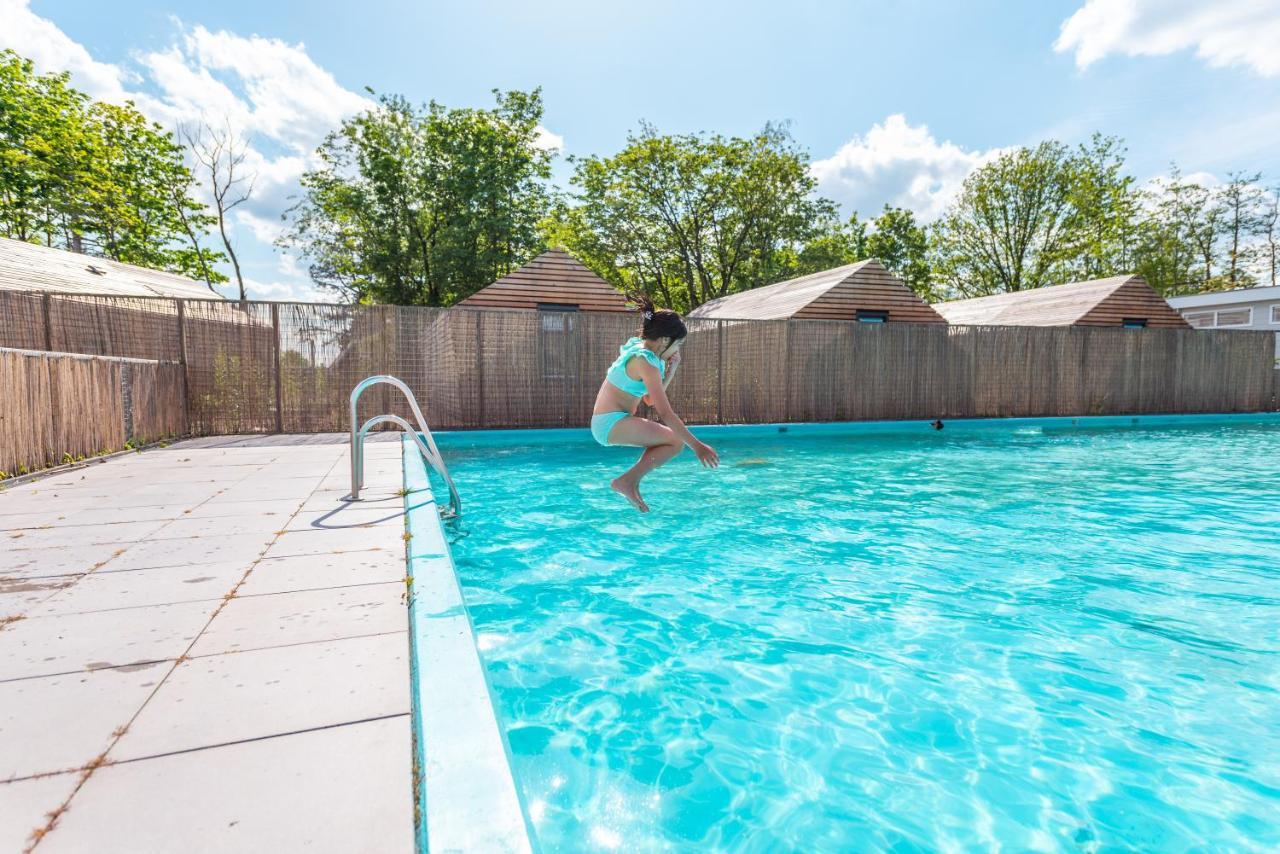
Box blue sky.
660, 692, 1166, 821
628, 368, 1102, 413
5, 0, 1280, 300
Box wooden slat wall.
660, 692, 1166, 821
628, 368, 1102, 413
457, 249, 630, 312
0, 349, 186, 477
1080, 277, 1191, 328
798, 264, 946, 324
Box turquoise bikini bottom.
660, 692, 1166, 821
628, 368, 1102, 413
590, 411, 629, 446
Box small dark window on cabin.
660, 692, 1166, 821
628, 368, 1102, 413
856, 309, 888, 323
1122, 318, 1148, 329
537, 304, 579, 380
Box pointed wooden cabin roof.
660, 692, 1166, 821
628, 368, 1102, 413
0, 235, 219, 299
934, 275, 1189, 328
457, 248, 628, 312
687, 259, 945, 322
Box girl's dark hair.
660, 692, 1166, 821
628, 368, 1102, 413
629, 293, 687, 342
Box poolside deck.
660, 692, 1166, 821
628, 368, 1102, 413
0, 434, 413, 853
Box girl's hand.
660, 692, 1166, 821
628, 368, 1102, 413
667, 350, 682, 369
692, 441, 719, 469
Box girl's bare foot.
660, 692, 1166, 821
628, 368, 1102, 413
610, 476, 649, 512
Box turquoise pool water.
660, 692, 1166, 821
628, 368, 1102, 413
435, 417, 1280, 851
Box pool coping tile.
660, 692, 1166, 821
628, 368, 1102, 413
402, 436, 533, 854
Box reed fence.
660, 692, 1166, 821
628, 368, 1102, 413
0, 347, 187, 477
0, 291, 1276, 458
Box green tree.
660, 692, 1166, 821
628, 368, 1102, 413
793, 213, 868, 277
930, 136, 1142, 297
1217, 171, 1266, 289
0, 49, 225, 286
546, 123, 835, 312
930, 142, 1079, 296
1063, 134, 1140, 280
281, 89, 553, 305
1132, 168, 1207, 295
866, 206, 932, 298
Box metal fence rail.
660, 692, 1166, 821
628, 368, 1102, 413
1, 291, 1276, 442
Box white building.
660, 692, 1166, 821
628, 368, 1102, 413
1166, 286, 1280, 361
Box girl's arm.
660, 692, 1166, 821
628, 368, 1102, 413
659, 350, 680, 392
637, 362, 718, 468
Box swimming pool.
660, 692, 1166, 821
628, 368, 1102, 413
418, 415, 1280, 851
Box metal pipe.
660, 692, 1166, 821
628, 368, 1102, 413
348, 375, 461, 518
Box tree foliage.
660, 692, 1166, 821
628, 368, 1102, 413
866, 206, 933, 298
543, 123, 836, 312
281, 89, 553, 305
0, 49, 225, 285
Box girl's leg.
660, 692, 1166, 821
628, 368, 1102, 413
605, 417, 683, 512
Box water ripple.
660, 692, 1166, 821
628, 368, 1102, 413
444, 422, 1280, 851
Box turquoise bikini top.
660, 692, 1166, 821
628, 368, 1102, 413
605, 337, 665, 397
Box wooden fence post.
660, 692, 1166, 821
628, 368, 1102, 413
475, 312, 486, 428
717, 320, 725, 425
271, 303, 284, 433
175, 299, 190, 433
784, 321, 793, 423
42, 293, 53, 351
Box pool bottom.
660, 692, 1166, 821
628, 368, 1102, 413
430, 413, 1280, 851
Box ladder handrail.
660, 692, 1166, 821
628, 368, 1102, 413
349, 375, 461, 518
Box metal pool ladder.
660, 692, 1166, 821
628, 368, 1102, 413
349, 375, 461, 519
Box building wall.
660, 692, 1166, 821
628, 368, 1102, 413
1170, 297, 1280, 360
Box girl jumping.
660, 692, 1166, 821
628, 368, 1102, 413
591, 295, 719, 512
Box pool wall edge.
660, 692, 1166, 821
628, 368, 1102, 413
402, 436, 535, 854
430, 411, 1280, 448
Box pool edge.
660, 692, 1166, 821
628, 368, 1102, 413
430, 411, 1280, 448
402, 436, 534, 854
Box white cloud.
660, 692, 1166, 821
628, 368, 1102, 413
0, 1, 369, 302
242, 277, 333, 303
138, 25, 371, 152
811, 114, 1000, 222
0, 0, 133, 100
1056, 0, 1280, 77
534, 124, 564, 152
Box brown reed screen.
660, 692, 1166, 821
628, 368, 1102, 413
2, 291, 1276, 439
0, 349, 186, 475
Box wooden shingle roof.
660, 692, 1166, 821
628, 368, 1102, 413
457, 249, 627, 312
934, 275, 1189, 328
0, 236, 220, 299
688, 259, 945, 323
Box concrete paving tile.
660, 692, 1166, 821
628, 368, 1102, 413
0, 600, 218, 681
0, 543, 131, 578
40, 716, 413, 854
193, 496, 307, 517
210, 481, 326, 503
286, 504, 406, 532
22, 487, 220, 508
188, 583, 406, 656
28, 562, 246, 617
0, 773, 79, 853
0, 575, 74, 614
152, 513, 295, 540
177, 500, 298, 521
264, 526, 400, 558
3, 520, 173, 550
0, 667, 160, 778
100, 536, 269, 573
237, 550, 406, 597
299, 490, 402, 514
0, 505, 189, 529
114, 633, 409, 761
